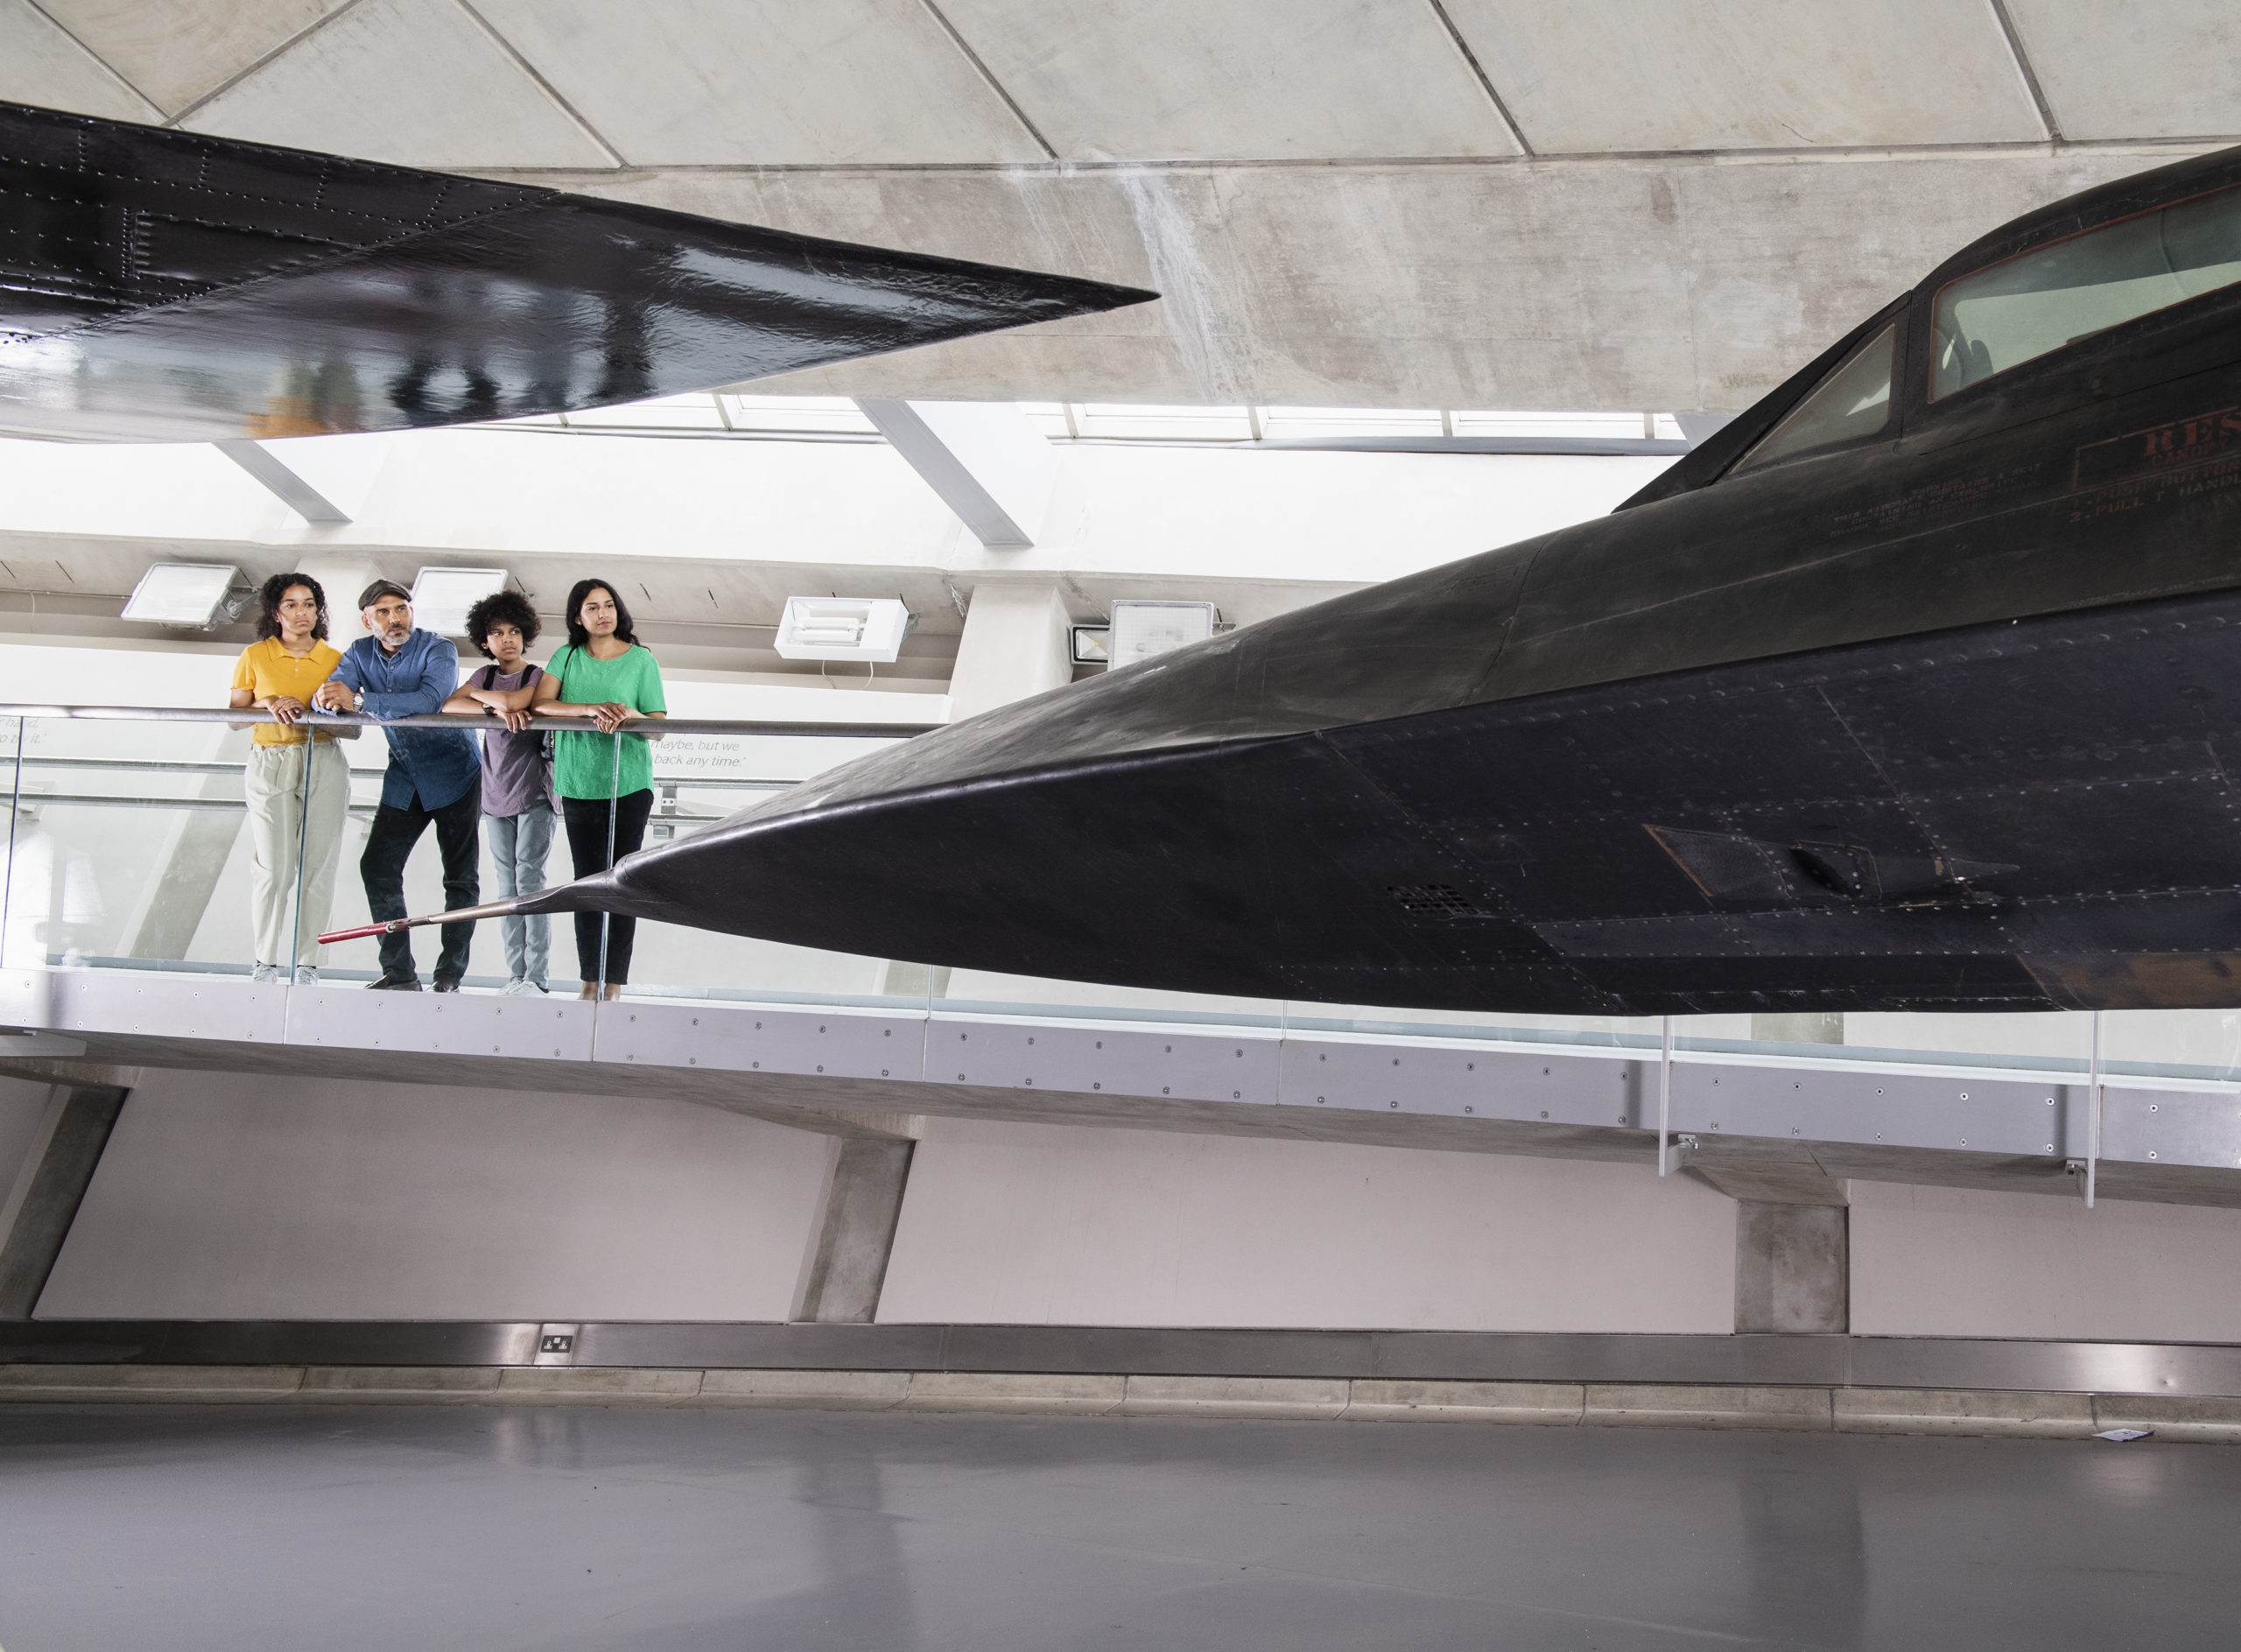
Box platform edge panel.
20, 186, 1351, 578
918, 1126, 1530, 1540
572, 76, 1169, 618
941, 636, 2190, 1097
285, 984, 594, 1061
589, 997, 926, 1081
1282, 1037, 1648, 1127
30, 967, 290, 1046
1670, 1058, 2075, 1161
2100, 1086, 2241, 1172
0, 967, 2231, 1185
925, 1012, 1282, 1107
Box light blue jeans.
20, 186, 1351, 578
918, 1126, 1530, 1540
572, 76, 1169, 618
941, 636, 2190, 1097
486, 806, 554, 986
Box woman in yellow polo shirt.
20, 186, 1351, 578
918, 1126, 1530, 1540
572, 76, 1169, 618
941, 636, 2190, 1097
228, 573, 348, 983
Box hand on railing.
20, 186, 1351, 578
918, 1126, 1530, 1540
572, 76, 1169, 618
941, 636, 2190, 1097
0, 703, 933, 738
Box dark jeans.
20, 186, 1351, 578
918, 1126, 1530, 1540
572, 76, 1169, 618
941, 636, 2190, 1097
561, 789, 653, 986
361, 784, 481, 983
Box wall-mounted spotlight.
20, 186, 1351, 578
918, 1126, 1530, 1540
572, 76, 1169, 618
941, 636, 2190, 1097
1108, 600, 1218, 669
1070, 624, 1111, 664
410, 566, 510, 637
120, 562, 251, 627
774, 597, 917, 663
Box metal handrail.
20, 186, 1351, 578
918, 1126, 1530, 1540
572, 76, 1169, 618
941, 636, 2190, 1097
9, 784, 739, 811
0, 756, 798, 789
0, 704, 935, 738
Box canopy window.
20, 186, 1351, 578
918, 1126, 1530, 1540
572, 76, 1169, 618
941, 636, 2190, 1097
1932, 186, 2241, 399
1733, 325, 1895, 474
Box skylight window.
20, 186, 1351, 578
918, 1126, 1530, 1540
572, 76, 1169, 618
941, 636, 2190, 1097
1451, 411, 1668, 440
471, 396, 1695, 452
1072, 404, 1255, 441
1259, 406, 1444, 439
565, 394, 727, 432
721, 395, 879, 435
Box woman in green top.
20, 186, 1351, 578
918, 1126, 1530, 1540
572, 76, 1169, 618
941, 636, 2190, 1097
530, 579, 667, 997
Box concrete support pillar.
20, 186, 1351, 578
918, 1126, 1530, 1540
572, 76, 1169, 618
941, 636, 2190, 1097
0, 1081, 129, 1318
1733, 1202, 1849, 1334
793, 1135, 917, 1325
945, 584, 1072, 722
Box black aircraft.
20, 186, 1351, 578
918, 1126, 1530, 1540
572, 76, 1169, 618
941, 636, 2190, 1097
451, 143, 2241, 1017
0, 101, 1149, 441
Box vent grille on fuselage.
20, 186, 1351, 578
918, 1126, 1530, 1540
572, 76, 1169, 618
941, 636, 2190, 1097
1388, 883, 1483, 918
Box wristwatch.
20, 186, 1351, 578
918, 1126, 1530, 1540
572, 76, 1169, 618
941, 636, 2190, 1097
351, 687, 364, 712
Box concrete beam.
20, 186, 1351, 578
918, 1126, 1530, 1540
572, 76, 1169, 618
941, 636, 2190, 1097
1681, 1138, 1850, 1206
793, 1135, 917, 1325
854, 399, 1056, 548
214, 441, 351, 524
0, 1081, 128, 1318
1733, 1202, 1849, 1335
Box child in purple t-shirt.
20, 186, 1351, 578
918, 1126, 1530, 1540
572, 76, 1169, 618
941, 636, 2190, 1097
443, 592, 558, 995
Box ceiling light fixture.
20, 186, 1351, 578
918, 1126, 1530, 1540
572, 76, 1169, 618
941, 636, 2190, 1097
1108, 600, 1217, 669
410, 567, 510, 637
774, 597, 917, 664
119, 563, 250, 627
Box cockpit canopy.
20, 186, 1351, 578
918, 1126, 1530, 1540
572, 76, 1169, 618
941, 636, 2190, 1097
1619, 146, 2241, 510
1932, 182, 2241, 400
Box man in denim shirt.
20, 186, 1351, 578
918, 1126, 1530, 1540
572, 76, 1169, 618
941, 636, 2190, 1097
313, 580, 481, 990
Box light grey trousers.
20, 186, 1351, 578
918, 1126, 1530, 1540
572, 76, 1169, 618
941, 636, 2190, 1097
243, 737, 348, 970
242, 735, 345, 968
486, 805, 554, 985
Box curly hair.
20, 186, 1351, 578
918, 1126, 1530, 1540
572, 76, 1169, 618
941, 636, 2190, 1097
254, 572, 328, 642
561, 578, 638, 650
464, 589, 541, 658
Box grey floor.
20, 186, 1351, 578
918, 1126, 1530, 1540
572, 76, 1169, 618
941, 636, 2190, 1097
0, 1405, 2236, 1649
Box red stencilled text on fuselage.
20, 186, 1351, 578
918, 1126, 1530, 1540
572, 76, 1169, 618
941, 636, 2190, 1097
2074, 407, 2241, 491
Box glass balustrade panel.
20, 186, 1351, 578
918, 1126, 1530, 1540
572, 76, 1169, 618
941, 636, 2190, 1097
0, 714, 257, 974
2095, 1008, 2241, 1087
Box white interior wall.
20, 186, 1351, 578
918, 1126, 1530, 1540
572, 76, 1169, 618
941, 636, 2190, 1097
31, 1066, 2241, 1342
1849, 1179, 2241, 1342
876, 1117, 1736, 1332
34, 1070, 832, 1321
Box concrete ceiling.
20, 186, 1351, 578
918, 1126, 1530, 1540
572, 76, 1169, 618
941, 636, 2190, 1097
4, 0, 2237, 411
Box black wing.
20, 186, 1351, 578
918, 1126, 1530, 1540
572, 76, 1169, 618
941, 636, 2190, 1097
0, 101, 1154, 442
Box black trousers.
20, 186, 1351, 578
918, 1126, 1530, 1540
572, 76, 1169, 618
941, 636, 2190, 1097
361, 783, 481, 983
561, 789, 653, 986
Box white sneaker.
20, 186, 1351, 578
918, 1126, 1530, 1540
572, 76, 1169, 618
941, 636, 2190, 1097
249, 963, 277, 984
293, 967, 318, 987
500, 977, 547, 996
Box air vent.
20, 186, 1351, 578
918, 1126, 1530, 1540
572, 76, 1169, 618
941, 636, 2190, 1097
1388, 883, 1483, 918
